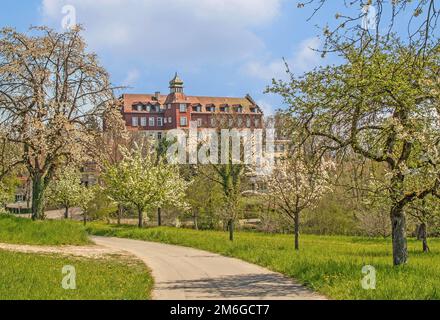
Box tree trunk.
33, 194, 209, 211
83, 211, 87, 226
228, 219, 234, 241
417, 223, 430, 253
193, 211, 199, 230
117, 204, 123, 225
390, 206, 408, 265
64, 206, 69, 219
138, 208, 144, 228
31, 175, 46, 221
157, 208, 162, 226
294, 212, 300, 251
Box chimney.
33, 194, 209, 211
154, 91, 161, 100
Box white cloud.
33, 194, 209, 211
40, 0, 282, 67
243, 37, 323, 81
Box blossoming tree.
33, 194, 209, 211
103, 144, 190, 228
265, 151, 333, 250
0, 27, 122, 220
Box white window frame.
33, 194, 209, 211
168, 117, 172, 124
197, 118, 203, 127
180, 104, 187, 112
132, 117, 139, 127
149, 117, 155, 127
141, 117, 147, 127
180, 116, 188, 126
157, 117, 163, 127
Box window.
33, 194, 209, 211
255, 118, 260, 127
164, 118, 168, 124
168, 117, 172, 124
207, 106, 216, 112
220, 106, 229, 113
141, 117, 147, 127
235, 106, 243, 113
246, 117, 251, 128
167, 104, 172, 109
146, 105, 151, 112
180, 116, 188, 126
149, 117, 155, 127
157, 132, 163, 140
180, 104, 187, 112
210, 118, 216, 127
228, 118, 234, 127
193, 105, 202, 112
250, 108, 257, 113
197, 118, 203, 127
238, 117, 243, 126
157, 117, 163, 127
132, 117, 138, 127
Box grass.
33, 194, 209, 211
87, 223, 440, 300
0, 250, 153, 300
0, 214, 90, 246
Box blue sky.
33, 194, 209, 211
0, 0, 349, 114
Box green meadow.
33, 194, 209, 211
0, 215, 153, 300
0, 215, 90, 246
0, 250, 153, 300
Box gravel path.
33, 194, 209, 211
0, 242, 126, 259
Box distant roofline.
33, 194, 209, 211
123, 93, 257, 100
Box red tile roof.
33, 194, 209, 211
122, 93, 261, 114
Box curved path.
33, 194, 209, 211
92, 236, 326, 300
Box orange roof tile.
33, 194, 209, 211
122, 93, 262, 114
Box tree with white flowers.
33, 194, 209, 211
0, 26, 123, 220
265, 151, 333, 250
103, 144, 190, 228
48, 166, 83, 219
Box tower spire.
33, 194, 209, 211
169, 73, 184, 94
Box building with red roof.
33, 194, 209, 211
121, 73, 264, 139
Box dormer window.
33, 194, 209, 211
220, 105, 229, 113
206, 105, 216, 112
234, 106, 243, 113
192, 105, 202, 112
180, 104, 187, 112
